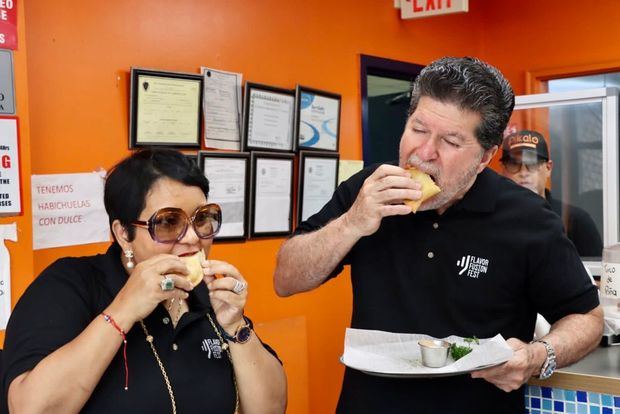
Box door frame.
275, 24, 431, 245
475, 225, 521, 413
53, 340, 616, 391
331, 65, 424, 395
360, 54, 424, 166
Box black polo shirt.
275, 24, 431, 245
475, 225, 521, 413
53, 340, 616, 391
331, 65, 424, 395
295, 164, 599, 414
545, 189, 603, 258
2, 243, 277, 413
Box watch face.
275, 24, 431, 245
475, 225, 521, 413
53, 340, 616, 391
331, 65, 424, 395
237, 326, 252, 343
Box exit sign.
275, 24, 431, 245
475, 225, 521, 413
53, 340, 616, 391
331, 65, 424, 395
399, 0, 468, 20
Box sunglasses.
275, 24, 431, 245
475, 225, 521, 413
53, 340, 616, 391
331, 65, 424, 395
132, 203, 222, 243
501, 160, 546, 174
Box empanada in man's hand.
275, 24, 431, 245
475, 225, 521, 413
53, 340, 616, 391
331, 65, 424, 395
404, 167, 441, 213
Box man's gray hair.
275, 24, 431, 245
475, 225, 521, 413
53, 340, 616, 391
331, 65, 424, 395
408, 57, 515, 150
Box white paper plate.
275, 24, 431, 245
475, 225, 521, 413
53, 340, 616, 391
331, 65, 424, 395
339, 356, 506, 378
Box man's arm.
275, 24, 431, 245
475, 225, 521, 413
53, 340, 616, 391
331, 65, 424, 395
540, 305, 603, 368
274, 213, 361, 296
274, 164, 420, 297
471, 306, 604, 391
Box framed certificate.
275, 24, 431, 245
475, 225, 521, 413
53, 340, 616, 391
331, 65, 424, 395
242, 82, 295, 152
129, 68, 203, 148
201, 67, 243, 150
294, 85, 341, 152
297, 151, 339, 224
198, 151, 250, 241
249, 151, 295, 238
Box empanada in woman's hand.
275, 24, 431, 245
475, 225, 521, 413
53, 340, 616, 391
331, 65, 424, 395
180, 250, 205, 287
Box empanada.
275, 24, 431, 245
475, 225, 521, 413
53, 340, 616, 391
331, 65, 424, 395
404, 167, 441, 213
180, 250, 205, 287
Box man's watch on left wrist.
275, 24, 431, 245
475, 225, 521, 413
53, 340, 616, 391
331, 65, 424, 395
532, 339, 556, 379
220, 316, 253, 344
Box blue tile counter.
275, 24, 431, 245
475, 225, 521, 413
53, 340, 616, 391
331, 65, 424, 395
526, 346, 620, 413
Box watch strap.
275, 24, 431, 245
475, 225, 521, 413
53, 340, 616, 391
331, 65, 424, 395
220, 316, 252, 344
532, 339, 556, 379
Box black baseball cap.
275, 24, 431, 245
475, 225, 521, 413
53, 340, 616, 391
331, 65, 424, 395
500, 130, 549, 163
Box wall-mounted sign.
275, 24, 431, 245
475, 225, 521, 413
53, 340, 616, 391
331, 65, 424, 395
399, 0, 468, 20
31, 171, 110, 250
0, 49, 16, 115
0, 222, 16, 330
0, 0, 17, 50
0, 116, 21, 216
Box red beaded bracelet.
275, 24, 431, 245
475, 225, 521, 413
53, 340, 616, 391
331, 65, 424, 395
102, 313, 129, 390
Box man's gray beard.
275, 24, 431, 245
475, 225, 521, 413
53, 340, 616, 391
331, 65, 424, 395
407, 152, 483, 212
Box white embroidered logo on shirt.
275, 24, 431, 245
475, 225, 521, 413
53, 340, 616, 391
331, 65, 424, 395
457, 255, 489, 278
201, 338, 223, 359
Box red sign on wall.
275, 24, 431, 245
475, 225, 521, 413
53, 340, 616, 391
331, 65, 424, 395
0, 0, 17, 50
400, 0, 468, 20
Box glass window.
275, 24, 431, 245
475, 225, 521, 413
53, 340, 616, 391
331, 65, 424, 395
548, 72, 620, 92
507, 101, 605, 260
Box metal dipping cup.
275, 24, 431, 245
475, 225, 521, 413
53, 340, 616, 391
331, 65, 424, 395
418, 339, 451, 368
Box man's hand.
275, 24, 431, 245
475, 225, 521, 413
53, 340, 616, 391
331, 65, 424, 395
472, 308, 604, 392
343, 164, 421, 238
470, 338, 544, 392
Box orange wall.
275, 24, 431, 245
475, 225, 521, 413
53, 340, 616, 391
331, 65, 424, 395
16, 0, 620, 411
480, 0, 620, 191
0, 0, 32, 347
479, 0, 620, 95
20, 1, 486, 412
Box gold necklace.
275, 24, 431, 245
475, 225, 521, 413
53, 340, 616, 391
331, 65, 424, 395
206, 313, 240, 413
140, 321, 177, 414
139, 313, 240, 414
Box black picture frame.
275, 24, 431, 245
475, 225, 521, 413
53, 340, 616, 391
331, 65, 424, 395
129, 68, 203, 149
242, 82, 296, 152
297, 151, 339, 226
249, 151, 295, 238
198, 151, 250, 241
294, 85, 341, 152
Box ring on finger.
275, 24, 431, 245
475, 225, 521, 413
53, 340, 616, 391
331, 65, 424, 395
160, 276, 175, 292
232, 280, 247, 294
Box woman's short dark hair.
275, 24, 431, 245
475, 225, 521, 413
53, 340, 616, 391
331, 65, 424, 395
408, 56, 515, 150
104, 148, 209, 242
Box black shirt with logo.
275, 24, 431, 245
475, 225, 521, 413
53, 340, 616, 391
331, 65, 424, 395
295, 165, 599, 414
1, 243, 278, 413
544, 189, 603, 258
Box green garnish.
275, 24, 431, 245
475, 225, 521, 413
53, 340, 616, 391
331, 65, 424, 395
449, 344, 472, 360
463, 336, 479, 345
450, 336, 479, 360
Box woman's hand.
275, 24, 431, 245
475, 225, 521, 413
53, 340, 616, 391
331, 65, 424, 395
202, 259, 248, 333
108, 254, 194, 327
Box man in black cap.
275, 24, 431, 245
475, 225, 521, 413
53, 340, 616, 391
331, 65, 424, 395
500, 130, 603, 257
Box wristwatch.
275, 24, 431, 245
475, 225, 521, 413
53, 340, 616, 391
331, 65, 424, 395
532, 339, 556, 379
220, 316, 253, 344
